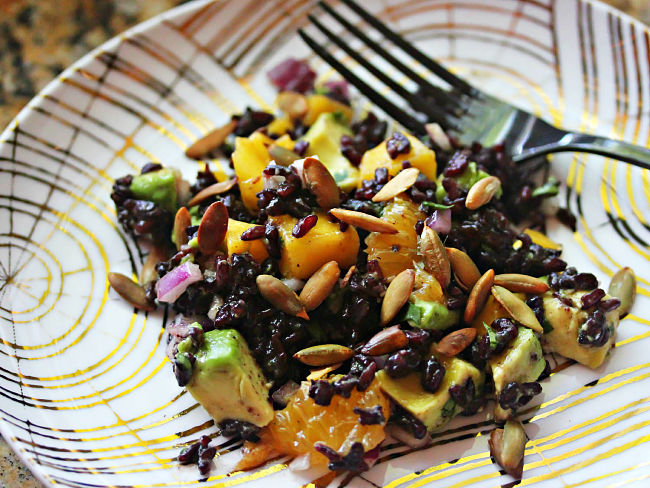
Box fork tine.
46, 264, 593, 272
307, 14, 453, 129
338, 0, 477, 96
317, 0, 462, 111
298, 29, 426, 134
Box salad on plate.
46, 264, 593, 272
107, 58, 636, 482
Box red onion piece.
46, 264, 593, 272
322, 80, 350, 100
363, 446, 381, 469
267, 58, 316, 93
156, 261, 203, 303
426, 209, 452, 234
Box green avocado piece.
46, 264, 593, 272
301, 113, 359, 191
376, 354, 484, 432
435, 162, 501, 202
130, 168, 178, 212
187, 329, 274, 427
489, 327, 545, 421
404, 299, 459, 331
541, 290, 619, 369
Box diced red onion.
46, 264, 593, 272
363, 446, 381, 469
267, 58, 316, 93
426, 209, 452, 234
156, 261, 203, 303
263, 174, 285, 190
322, 80, 350, 100
289, 158, 307, 187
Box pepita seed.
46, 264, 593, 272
489, 420, 527, 479
187, 178, 237, 207
293, 344, 354, 367
420, 227, 451, 288
256, 274, 309, 320
173, 207, 191, 251
491, 285, 543, 332
108, 272, 155, 311
140, 245, 170, 285
300, 261, 341, 311
446, 247, 480, 291
303, 157, 341, 209
340, 265, 356, 288
465, 176, 501, 210
494, 273, 549, 294
381, 269, 415, 326
361, 325, 408, 356
464, 268, 495, 323
372, 167, 420, 202
197, 201, 229, 255
185, 120, 237, 159
330, 208, 398, 234
307, 362, 343, 381
608, 266, 636, 318
434, 328, 477, 357
425, 122, 452, 151
269, 145, 300, 166
277, 91, 309, 120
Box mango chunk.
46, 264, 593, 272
270, 212, 359, 279
359, 132, 437, 183
303, 94, 354, 126
232, 134, 272, 213
222, 219, 269, 263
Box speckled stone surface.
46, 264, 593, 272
0, 0, 648, 486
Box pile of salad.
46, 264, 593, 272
108, 58, 636, 481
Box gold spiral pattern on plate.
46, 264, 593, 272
0, 0, 649, 486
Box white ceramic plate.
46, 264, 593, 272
1, 0, 649, 486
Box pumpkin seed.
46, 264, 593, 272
140, 245, 170, 285
340, 265, 356, 288
425, 122, 452, 151
465, 176, 501, 210
464, 269, 495, 323
446, 247, 480, 291
269, 145, 300, 166
489, 420, 527, 480
108, 272, 155, 311
293, 344, 354, 367
173, 207, 191, 251
303, 157, 341, 209
300, 261, 341, 311
381, 269, 415, 326
494, 273, 549, 294
307, 363, 343, 381
371, 167, 420, 202
256, 274, 309, 320
434, 328, 477, 357
361, 326, 408, 356
277, 91, 309, 120
330, 208, 398, 234
185, 120, 237, 159
197, 201, 229, 255
420, 227, 451, 288
491, 285, 543, 332
187, 178, 237, 207
608, 267, 636, 318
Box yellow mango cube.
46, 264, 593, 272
222, 219, 269, 263
303, 94, 354, 126
232, 134, 273, 213
359, 132, 437, 183
270, 213, 359, 279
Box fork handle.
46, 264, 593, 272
513, 132, 650, 171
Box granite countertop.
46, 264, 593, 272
0, 0, 648, 486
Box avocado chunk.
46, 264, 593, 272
301, 113, 360, 191
376, 355, 483, 432
435, 161, 501, 202
130, 168, 178, 212
541, 290, 619, 369
186, 329, 274, 427
404, 299, 459, 331
489, 327, 545, 420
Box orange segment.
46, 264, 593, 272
240, 379, 389, 470
365, 197, 426, 279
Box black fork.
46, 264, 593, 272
299, 0, 650, 170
